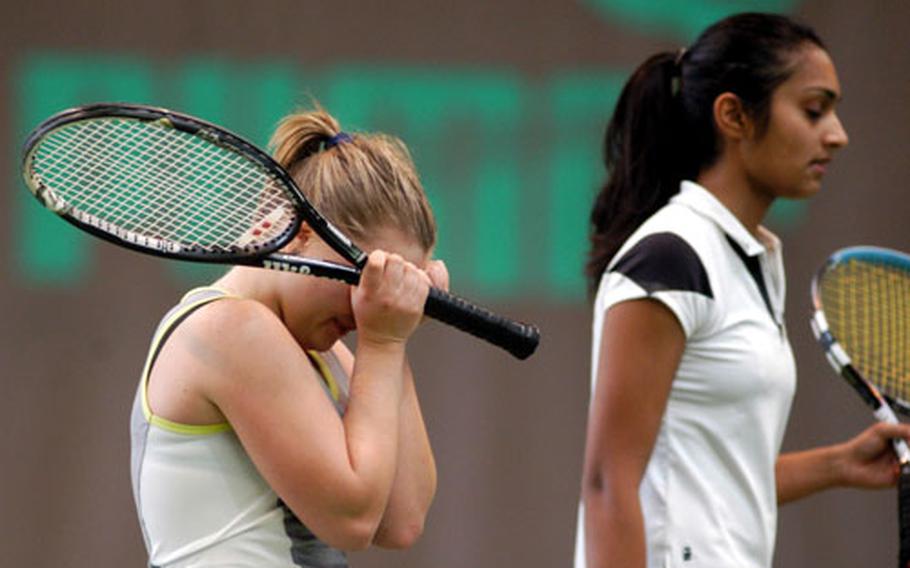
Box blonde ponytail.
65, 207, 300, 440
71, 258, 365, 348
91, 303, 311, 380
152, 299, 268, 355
269, 106, 436, 253
270, 109, 341, 171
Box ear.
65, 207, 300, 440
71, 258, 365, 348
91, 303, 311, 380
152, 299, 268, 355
713, 92, 753, 141
284, 222, 314, 254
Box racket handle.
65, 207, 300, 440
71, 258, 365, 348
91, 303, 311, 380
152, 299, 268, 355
900, 462, 910, 568
424, 287, 540, 360
262, 255, 539, 358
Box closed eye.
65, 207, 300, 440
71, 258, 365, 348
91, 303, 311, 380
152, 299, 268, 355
805, 108, 823, 121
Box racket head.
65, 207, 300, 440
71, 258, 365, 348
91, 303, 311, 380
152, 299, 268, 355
811, 246, 910, 414
21, 103, 541, 360
22, 103, 361, 265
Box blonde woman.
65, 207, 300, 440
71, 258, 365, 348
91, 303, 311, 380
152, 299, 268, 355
130, 107, 444, 567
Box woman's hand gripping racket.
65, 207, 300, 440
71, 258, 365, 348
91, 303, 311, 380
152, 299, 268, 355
810, 246, 910, 567
21, 103, 540, 359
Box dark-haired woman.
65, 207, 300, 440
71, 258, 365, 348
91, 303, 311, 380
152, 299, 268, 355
575, 12, 910, 568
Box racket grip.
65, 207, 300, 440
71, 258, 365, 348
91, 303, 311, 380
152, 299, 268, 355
424, 287, 540, 360
900, 463, 910, 568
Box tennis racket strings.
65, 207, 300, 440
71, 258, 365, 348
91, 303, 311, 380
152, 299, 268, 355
819, 256, 910, 405
27, 116, 296, 255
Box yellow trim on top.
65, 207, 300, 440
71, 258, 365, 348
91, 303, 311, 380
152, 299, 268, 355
181, 285, 235, 303
141, 287, 238, 436
307, 350, 341, 403
149, 414, 232, 435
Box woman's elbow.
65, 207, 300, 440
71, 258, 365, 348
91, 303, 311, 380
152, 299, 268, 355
320, 516, 382, 551
324, 509, 427, 550
581, 462, 608, 497
373, 517, 425, 549
581, 460, 634, 507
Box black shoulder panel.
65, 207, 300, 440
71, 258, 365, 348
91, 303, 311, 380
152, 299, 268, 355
611, 232, 713, 298
725, 235, 774, 320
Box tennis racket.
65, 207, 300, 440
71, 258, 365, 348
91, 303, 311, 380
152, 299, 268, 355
810, 246, 910, 568
21, 102, 540, 360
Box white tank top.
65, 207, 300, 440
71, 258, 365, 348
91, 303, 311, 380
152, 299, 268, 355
130, 287, 350, 567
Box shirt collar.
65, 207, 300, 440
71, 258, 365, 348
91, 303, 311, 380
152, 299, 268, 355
670, 180, 774, 257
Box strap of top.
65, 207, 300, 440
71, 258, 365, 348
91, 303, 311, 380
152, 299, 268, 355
139, 287, 235, 433
140, 287, 350, 433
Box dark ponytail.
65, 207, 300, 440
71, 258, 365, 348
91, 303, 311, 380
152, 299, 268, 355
586, 13, 825, 292
586, 51, 685, 292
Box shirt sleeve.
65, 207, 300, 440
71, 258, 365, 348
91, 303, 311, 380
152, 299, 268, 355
599, 232, 714, 338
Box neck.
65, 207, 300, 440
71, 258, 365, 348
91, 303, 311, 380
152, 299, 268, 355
696, 156, 774, 235
213, 267, 285, 321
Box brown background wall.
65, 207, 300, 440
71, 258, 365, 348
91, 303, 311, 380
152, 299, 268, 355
1, 1, 909, 566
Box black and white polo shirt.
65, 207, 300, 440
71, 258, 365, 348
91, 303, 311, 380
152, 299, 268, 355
575, 181, 796, 568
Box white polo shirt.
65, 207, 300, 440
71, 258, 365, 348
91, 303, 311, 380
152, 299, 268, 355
574, 181, 796, 568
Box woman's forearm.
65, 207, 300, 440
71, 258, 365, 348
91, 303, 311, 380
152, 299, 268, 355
373, 363, 437, 549
776, 446, 842, 504
338, 340, 409, 534
582, 478, 647, 568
